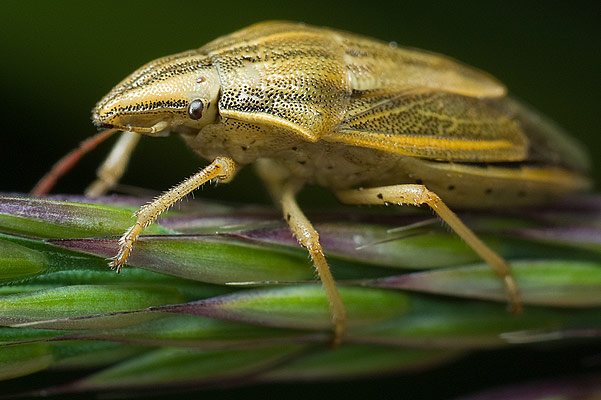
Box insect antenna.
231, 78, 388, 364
30, 129, 119, 196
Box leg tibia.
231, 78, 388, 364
280, 186, 347, 345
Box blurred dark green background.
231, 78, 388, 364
1, 1, 600, 399
2, 1, 600, 199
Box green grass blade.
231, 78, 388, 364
0, 194, 600, 395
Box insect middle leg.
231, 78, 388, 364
256, 162, 347, 347
110, 156, 237, 271
336, 184, 522, 313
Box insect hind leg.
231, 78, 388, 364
336, 184, 522, 313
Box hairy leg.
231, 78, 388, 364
110, 156, 237, 271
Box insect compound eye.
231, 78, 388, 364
187, 99, 204, 120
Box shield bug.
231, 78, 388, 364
33, 21, 591, 346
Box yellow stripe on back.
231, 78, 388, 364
324, 130, 525, 161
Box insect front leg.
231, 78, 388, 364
336, 184, 522, 313
110, 156, 237, 271
256, 161, 347, 347
86, 131, 141, 197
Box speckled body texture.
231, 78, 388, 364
94, 21, 590, 208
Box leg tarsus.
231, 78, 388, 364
109, 223, 142, 271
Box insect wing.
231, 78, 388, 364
485, 97, 590, 173
338, 33, 507, 98
326, 91, 529, 162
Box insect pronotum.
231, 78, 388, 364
33, 21, 590, 346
